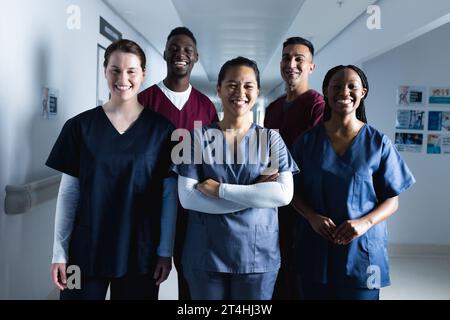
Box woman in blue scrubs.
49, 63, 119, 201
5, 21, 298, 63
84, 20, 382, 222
291, 65, 415, 300
46, 40, 176, 299
175, 57, 298, 300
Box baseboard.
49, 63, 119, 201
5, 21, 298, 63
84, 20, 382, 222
388, 243, 450, 257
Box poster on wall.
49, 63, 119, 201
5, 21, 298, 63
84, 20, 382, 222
429, 87, 450, 104
96, 45, 110, 106
395, 110, 425, 130
427, 134, 441, 154
394, 132, 423, 153
442, 135, 450, 154
428, 111, 450, 131
41, 87, 58, 119
397, 86, 425, 105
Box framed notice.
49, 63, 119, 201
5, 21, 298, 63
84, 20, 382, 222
395, 110, 425, 130
429, 87, 450, 104
394, 132, 423, 153
397, 86, 425, 106
428, 111, 450, 131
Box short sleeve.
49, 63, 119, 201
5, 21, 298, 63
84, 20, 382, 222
269, 129, 299, 174
172, 128, 203, 181
46, 118, 81, 177
374, 135, 416, 200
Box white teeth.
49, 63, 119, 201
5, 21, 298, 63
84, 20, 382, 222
337, 99, 352, 104
233, 100, 247, 106
174, 61, 187, 66
115, 85, 132, 91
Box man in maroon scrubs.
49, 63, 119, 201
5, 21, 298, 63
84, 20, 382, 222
139, 27, 218, 300
264, 37, 325, 300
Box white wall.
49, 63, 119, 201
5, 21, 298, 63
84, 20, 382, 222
363, 22, 450, 245
310, 0, 450, 91
0, 0, 166, 299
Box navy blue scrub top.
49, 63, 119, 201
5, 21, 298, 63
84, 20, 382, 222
46, 106, 175, 278
292, 123, 415, 288
175, 123, 299, 273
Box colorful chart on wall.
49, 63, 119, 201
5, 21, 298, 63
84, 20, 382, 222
395, 110, 425, 130
394, 132, 423, 153
397, 86, 426, 105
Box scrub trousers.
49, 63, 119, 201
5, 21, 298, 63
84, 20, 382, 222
60, 272, 159, 300
184, 268, 278, 300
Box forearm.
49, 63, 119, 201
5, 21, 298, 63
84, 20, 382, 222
157, 176, 177, 257
291, 193, 318, 222
52, 173, 79, 263
178, 176, 248, 214
219, 171, 293, 208
361, 196, 399, 227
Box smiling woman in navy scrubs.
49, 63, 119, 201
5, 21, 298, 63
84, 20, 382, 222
175, 57, 298, 300
46, 40, 176, 300
291, 65, 415, 300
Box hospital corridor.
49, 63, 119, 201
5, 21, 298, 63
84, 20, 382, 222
1, 0, 450, 301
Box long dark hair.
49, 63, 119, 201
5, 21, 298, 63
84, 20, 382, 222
322, 65, 369, 123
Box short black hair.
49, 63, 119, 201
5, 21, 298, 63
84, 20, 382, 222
282, 37, 314, 57
167, 26, 197, 45
217, 56, 260, 89
322, 65, 369, 123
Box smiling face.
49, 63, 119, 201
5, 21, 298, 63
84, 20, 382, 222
217, 65, 259, 119
164, 34, 198, 79
325, 68, 367, 118
105, 51, 145, 103
280, 44, 315, 89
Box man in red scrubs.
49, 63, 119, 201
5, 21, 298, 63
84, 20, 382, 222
139, 27, 218, 300
264, 36, 325, 300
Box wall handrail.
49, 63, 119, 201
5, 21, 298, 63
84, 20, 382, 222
4, 174, 61, 214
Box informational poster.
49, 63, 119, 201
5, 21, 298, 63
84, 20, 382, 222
397, 86, 425, 105
429, 87, 450, 104
428, 111, 450, 131
442, 135, 450, 154
395, 110, 425, 130
394, 132, 423, 153
427, 134, 441, 154
41, 87, 58, 119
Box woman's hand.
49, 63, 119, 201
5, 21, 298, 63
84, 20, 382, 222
256, 171, 279, 183
50, 263, 67, 290
307, 214, 337, 242
333, 218, 372, 245
196, 179, 220, 198
153, 256, 172, 286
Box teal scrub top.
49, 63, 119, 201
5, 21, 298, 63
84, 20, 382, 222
175, 123, 299, 273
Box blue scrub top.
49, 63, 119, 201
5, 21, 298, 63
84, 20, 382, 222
46, 106, 175, 277
292, 123, 415, 288
175, 123, 299, 273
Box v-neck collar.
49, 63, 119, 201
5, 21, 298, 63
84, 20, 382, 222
212, 122, 256, 146
99, 106, 146, 136
322, 123, 366, 160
